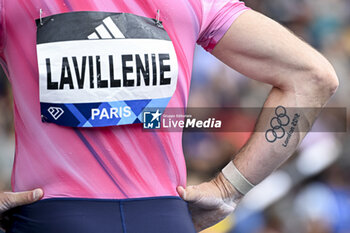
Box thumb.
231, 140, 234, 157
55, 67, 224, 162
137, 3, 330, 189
176, 186, 186, 199
176, 185, 201, 202
2, 189, 43, 210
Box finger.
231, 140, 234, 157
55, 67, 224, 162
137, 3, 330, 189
3, 189, 43, 209
177, 185, 202, 202
176, 186, 186, 199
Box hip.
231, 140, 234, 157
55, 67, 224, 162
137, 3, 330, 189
7, 197, 196, 233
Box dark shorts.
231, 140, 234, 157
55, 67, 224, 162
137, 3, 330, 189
6, 197, 196, 233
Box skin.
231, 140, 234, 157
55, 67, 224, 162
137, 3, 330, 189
0, 189, 43, 230
177, 10, 338, 232
0, 9, 339, 233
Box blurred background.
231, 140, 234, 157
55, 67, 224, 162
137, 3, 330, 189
1, 0, 350, 232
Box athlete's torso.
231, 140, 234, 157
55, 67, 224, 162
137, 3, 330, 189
0, 0, 247, 199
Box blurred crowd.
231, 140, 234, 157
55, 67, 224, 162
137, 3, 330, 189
0, 67, 14, 191
1, 0, 350, 232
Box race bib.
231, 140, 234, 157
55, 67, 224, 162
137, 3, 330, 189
36, 12, 178, 127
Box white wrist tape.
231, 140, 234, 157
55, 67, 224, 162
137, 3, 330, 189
222, 161, 255, 195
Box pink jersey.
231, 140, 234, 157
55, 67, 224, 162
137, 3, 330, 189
0, 0, 248, 199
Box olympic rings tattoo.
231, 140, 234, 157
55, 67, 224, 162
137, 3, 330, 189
265, 106, 290, 143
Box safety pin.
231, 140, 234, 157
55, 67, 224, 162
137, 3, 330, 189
40, 9, 43, 25
156, 9, 161, 27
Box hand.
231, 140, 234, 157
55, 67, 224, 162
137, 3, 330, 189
0, 189, 43, 230
177, 173, 243, 232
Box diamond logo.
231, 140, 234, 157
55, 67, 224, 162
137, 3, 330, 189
48, 107, 64, 120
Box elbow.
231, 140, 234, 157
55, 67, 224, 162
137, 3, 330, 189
298, 61, 339, 101
312, 63, 339, 97
327, 69, 339, 96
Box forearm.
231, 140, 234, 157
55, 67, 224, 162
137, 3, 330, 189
211, 10, 339, 190
214, 76, 337, 200
232, 85, 332, 185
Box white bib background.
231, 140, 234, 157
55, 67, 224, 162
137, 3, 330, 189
37, 12, 178, 127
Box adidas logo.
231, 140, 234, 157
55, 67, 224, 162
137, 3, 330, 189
88, 17, 125, 39
48, 107, 64, 120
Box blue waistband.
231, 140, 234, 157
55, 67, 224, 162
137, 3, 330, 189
6, 196, 196, 233
40, 195, 182, 203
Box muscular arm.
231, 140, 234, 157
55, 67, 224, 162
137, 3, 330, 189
211, 9, 338, 185
178, 10, 338, 232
